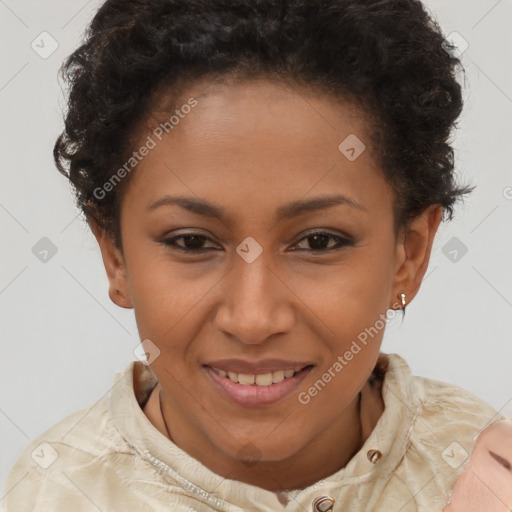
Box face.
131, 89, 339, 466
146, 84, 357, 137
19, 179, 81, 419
93, 77, 441, 486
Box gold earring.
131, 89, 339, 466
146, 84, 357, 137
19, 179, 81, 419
397, 292, 406, 320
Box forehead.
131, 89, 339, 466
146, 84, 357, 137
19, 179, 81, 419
478, 419, 512, 442
121, 78, 392, 220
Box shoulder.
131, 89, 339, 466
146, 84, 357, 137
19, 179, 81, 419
3, 393, 121, 511
408, 365, 504, 471
2, 363, 155, 511
376, 353, 504, 510
383, 352, 502, 433
410, 366, 503, 439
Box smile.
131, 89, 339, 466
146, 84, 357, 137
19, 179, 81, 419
203, 364, 314, 407
211, 366, 303, 386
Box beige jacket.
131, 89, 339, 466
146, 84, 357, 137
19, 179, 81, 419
3, 353, 503, 511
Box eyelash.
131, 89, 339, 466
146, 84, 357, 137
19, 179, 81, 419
159, 231, 353, 254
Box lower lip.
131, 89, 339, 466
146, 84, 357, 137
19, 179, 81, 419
203, 365, 314, 407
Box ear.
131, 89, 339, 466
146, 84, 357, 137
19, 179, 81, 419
389, 204, 443, 311
89, 218, 133, 309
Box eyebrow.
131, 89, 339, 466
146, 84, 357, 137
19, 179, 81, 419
146, 194, 368, 222
489, 450, 511, 471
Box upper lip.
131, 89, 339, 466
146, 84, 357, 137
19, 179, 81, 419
204, 359, 313, 375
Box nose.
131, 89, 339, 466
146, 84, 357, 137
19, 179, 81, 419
213, 250, 295, 345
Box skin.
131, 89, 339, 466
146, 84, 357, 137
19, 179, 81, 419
443, 419, 512, 511
90, 77, 443, 492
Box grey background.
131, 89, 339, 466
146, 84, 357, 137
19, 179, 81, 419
1, 0, 512, 501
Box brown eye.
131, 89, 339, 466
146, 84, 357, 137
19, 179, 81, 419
291, 231, 353, 252
160, 233, 219, 252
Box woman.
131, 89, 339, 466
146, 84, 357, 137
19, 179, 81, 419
4, 0, 511, 510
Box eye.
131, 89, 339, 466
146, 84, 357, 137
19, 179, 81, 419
160, 233, 219, 253
159, 230, 353, 254
290, 231, 353, 252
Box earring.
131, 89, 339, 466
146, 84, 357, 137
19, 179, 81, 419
397, 292, 406, 320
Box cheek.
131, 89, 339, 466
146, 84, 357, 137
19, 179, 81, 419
125, 218, 396, 354
294, 266, 391, 407
125, 243, 217, 339
303, 257, 393, 398
317, 250, 395, 337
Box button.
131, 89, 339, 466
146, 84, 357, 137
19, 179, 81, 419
367, 449, 382, 464
312, 495, 335, 511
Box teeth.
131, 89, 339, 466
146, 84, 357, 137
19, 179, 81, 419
238, 373, 255, 385
255, 373, 273, 386
272, 370, 284, 383
213, 367, 302, 386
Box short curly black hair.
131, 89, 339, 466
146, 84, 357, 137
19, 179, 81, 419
54, 0, 473, 250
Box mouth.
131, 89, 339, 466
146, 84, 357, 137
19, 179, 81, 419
203, 364, 314, 407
